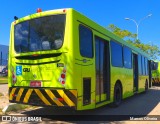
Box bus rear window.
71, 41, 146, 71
14, 14, 66, 53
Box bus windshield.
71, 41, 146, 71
14, 14, 66, 53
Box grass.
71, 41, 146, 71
0, 76, 8, 84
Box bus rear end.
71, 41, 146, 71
8, 9, 77, 108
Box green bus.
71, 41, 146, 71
8, 8, 152, 110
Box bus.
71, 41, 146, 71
152, 61, 160, 86
8, 8, 152, 110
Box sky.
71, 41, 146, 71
0, 0, 160, 47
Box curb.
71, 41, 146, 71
2, 103, 29, 114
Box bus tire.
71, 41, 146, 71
112, 83, 122, 107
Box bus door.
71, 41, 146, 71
133, 53, 138, 93
95, 37, 110, 103
79, 25, 94, 106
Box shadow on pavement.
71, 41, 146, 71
17, 87, 160, 122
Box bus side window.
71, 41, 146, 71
79, 25, 93, 58
123, 46, 132, 69
110, 41, 123, 67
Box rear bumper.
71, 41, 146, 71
9, 87, 77, 108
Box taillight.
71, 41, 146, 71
58, 66, 66, 85
12, 68, 17, 84
61, 81, 65, 85
61, 74, 65, 79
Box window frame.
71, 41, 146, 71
123, 46, 132, 69
144, 57, 148, 75
110, 40, 123, 67
14, 14, 66, 53
79, 24, 93, 58
138, 54, 142, 75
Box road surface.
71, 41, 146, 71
2, 86, 159, 123
0, 84, 8, 96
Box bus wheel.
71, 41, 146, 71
113, 83, 122, 107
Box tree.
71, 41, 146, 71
107, 24, 160, 60
108, 24, 137, 39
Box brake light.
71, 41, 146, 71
58, 66, 66, 85
61, 74, 65, 79
62, 81, 65, 85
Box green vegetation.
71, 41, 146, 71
0, 77, 8, 84
107, 24, 160, 60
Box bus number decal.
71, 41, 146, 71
23, 68, 30, 72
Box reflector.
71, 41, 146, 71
58, 98, 64, 101
37, 8, 42, 13
63, 9, 66, 13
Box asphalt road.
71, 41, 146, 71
1, 84, 160, 123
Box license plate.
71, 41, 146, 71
30, 81, 41, 87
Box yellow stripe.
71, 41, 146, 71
9, 88, 16, 100
57, 90, 75, 106
23, 89, 33, 103
45, 90, 64, 106
69, 90, 77, 98
34, 89, 51, 105
16, 88, 24, 102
